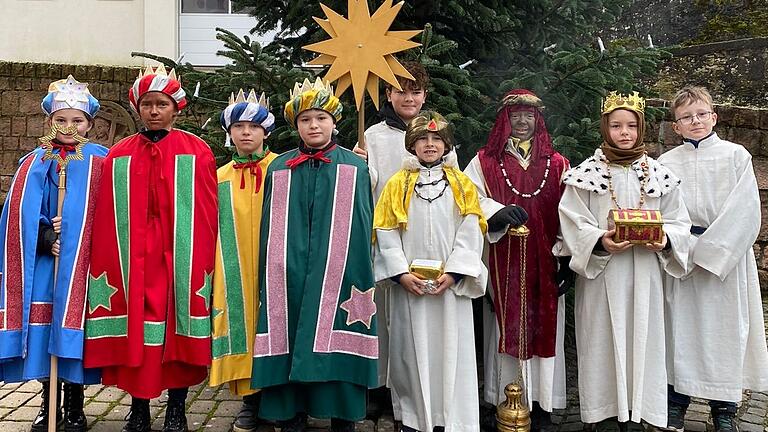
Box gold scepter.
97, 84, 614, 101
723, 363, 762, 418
39, 124, 86, 432
497, 225, 532, 432
302, 0, 422, 150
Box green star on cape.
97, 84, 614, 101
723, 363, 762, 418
196, 272, 213, 310
88, 272, 119, 314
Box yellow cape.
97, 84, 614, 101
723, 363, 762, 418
373, 165, 487, 236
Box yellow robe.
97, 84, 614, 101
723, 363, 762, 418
210, 152, 277, 395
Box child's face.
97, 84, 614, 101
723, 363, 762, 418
386, 85, 426, 122
138, 92, 177, 131
414, 132, 445, 164
607, 109, 639, 150
509, 110, 536, 141
47, 108, 92, 144
230, 121, 266, 156
673, 100, 717, 141
296, 109, 334, 148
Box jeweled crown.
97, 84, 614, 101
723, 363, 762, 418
602, 91, 645, 115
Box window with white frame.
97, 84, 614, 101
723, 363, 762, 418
179, 0, 269, 67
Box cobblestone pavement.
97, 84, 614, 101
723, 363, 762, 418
2, 299, 768, 431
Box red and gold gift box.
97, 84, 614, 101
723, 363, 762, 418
609, 209, 664, 244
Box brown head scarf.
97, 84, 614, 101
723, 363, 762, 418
600, 91, 646, 165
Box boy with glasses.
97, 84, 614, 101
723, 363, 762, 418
658, 86, 768, 432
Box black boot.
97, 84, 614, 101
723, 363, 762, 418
122, 397, 151, 432
32, 380, 62, 432
234, 392, 261, 432
163, 388, 189, 432
278, 413, 308, 432
331, 418, 356, 432
531, 402, 555, 432
62, 383, 87, 432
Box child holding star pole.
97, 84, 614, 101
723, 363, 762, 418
0, 75, 106, 432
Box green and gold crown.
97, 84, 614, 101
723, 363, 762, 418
601, 91, 645, 115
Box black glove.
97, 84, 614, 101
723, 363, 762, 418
487, 204, 529, 232
37, 223, 57, 256
556, 256, 575, 296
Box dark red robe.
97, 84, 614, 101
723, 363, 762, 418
479, 105, 568, 360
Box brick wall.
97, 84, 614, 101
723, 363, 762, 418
646, 99, 768, 288
0, 61, 140, 196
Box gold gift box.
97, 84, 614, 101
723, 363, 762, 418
610, 209, 665, 244
409, 259, 444, 281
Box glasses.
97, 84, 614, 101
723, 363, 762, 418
675, 111, 713, 125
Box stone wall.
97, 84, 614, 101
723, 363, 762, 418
0, 62, 140, 195
645, 98, 768, 287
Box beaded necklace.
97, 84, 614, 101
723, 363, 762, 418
602, 152, 650, 209
499, 156, 551, 198
414, 173, 449, 203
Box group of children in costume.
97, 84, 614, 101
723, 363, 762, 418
0, 58, 766, 432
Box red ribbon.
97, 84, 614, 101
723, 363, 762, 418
232, 160, 264, 193
285, 144, 335, 170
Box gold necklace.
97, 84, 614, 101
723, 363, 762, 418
603, 152, 650, 209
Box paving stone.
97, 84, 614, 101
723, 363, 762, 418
358, 419, 376, 432
27, 393, 42, 406
0, 422, 33, 432
741, 422, 765, 432
215, 400, 242, 417
751, 400, 768, 411
102, 404, 130, 421
202, 415, 235, 430
84, 401, 111, 417
2, 383, 21, 391
0, 392, 35, 408
684, 420, 707, 432
560, 421, 586, 432
87, 415, 99, 426
309, 417, 331, 428
150, 405, 165, 419
189, 399, 217, 414
4, 406, 39, 421
689, 411, 710, 422
0, 407, 11, 419
16, 381, 40, 393
689, 403, 711, 413
197, 387, 218, 400
0, 389, 10, 401
741, 413, 764, 424
216, 388, 240, 401
89, 419, 129, 432
751, 393, 768, 402
84, 384, 102, 397
152, 416, 165, 431
188, 413, 209, 429
377, 414, 395, 432
95, 386, 127, 403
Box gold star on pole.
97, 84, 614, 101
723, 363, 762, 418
303, 0, 421, 110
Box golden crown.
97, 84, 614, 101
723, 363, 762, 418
602, 91, 645, 115
228, 89, 269, 109
137, 65, 181, 84
290, 77, 334, 99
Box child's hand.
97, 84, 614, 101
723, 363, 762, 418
644, 235, 668, 252
51, 239, 60, 257
431, 273, 456, 295
399, 273, 425, 296
601, 229, 632, 254
52, 216, 62, 234
352, 146, 368, 162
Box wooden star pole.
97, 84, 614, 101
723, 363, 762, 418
39, 124, 86, 432
303, 0, 421, 150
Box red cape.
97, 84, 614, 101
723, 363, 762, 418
84, 130, 217, 385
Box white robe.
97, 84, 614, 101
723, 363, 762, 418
558, 149, 690, 426
360, 121, 410, 387
464, 154, 567, 411
658, 133, 768, 401
375, 155, 487, 432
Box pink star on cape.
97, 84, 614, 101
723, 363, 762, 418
340, 286, 377, 329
